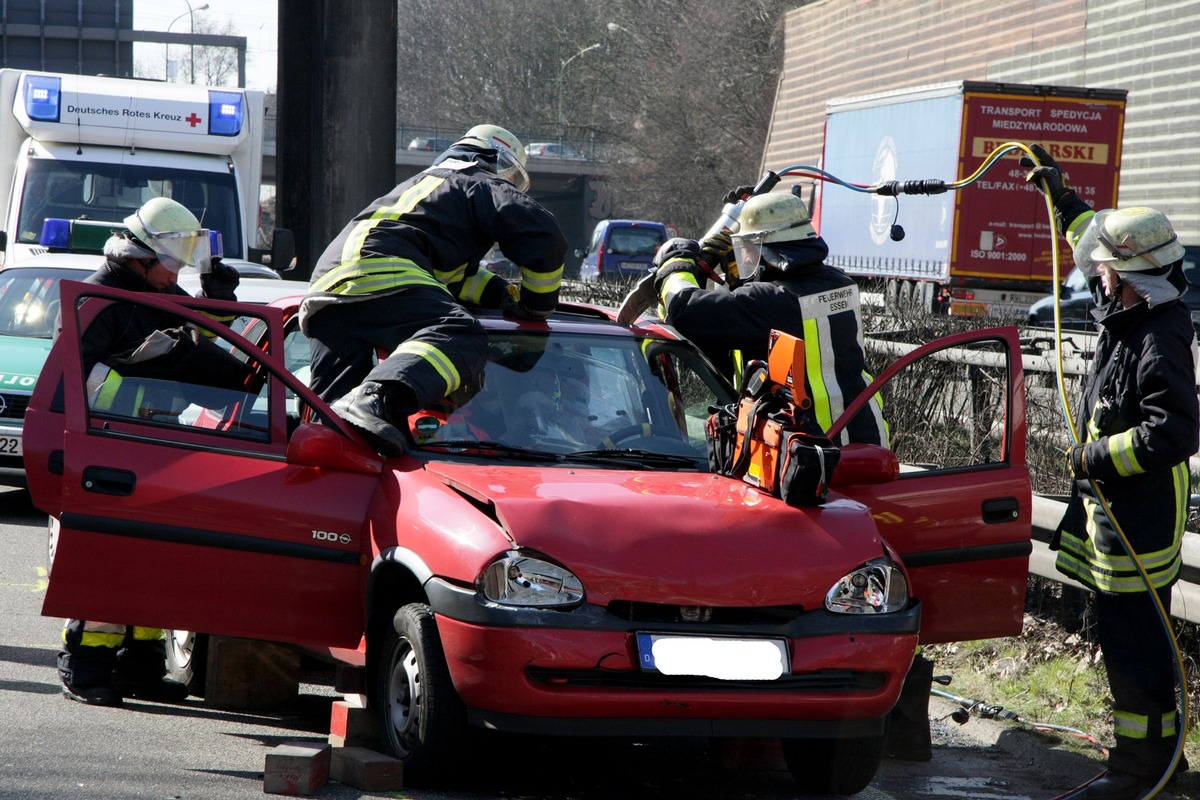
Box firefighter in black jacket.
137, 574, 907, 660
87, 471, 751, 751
1027, 144, 1198, 799
652, 189, 888, 446
300, 124, 567, 456
58, 196, 240, 707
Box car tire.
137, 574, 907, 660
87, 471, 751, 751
780, 734, 884, 796
165, 630, 208, 697
375, 603, 467, 784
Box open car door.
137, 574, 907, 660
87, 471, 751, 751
830, 326, 1033, 644
33, 281, 382, 648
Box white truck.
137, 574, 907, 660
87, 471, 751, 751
0, 69, 291, 271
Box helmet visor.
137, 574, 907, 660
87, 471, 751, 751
1071, 211, 1110, 278
732, 235, 764, 280
135, 208, 211, 272
495, 148, 530, 192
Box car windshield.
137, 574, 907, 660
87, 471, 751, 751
413, 329, 734, 466
0, 267, 90, 339
17, 159, 242, 257
608, 227, 663, 257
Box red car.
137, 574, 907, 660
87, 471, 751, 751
24, 281, 1031, 795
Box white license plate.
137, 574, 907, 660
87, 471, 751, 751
619, 261, 647, 272
0, 433, 20, 457
636, 633, 788, 680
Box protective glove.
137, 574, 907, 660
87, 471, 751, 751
723, 185, 755, 205
1066, 442, 1088, 479
699, 229, 740, 286
500, 284, 544, 321
199, 258, 240, 301
1019, 144, 1073, 204
652, 237, 705, 297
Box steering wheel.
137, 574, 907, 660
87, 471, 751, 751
598, 423, 657, 449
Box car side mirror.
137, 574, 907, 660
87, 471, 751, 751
286, 423, 381, 474
829, 443, 899, 486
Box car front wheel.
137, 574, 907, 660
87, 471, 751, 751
781, 734, 884, 796
375, 603, 467, 784
165, 630, 208, 696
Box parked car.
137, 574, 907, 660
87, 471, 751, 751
1026, 245, 1200, 330
26, 283, 1032, 795
525, 142, 588, 161
405, 136, 453, 153
578, 219, 669, 282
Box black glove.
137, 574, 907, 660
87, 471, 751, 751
723, 185, 755, 205
652, 237, 704, 296
1020, 144, 1073, 204
1066, 442, 1088, 479
500, 288, 544, 321
699, 229, 740, 286
199, 258, 240, 301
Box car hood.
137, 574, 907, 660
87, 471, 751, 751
0, 334, 55, 388
428, 463, 886, 608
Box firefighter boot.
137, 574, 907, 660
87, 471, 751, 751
58, 642, 122, 707
884, 653, 934, 761
331, 381, 415, 457
112, 639, 188, 703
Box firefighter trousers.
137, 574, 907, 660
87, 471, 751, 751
59, 619, 169, 690
306, 287, 488, 408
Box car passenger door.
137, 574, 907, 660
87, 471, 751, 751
830, 326, 1032, 644
39, 282, 383, 648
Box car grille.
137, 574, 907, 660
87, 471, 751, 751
526, 667, 885, 693
606, 601, 804, 626
0, 391, 30, 421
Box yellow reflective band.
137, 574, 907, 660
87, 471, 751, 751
342, 175, 444, 263
312, 258, 447, 296
1107, 429, 1143, 476
458, 268, 496, 305
1113, 710, 1150, 739
433, 263, 468, 287
394, 340, 461, 394
732, 350, 744, 390
92, 366, 123, 411
660, 265, 700, 306
1064, 210, 1097, 251
131, 626, 165, 641
803, 317, 833, 431
521, 263, 563, 294
74, 631, 125, 648
1057, 492, 1185, 592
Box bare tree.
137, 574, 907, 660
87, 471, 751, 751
174, 16, 243, 87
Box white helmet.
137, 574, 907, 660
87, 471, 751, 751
124, 196, 211, 273
457, 124, 530, 192
729, 191, 817, 277
1074, 207, 1186, 276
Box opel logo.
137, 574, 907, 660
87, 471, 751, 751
0, 394, 7, 417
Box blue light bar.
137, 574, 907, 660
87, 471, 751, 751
208, 229, 224, 259
208, 91, 244, 136
39, 218, 71, 248
24, 75, 62, 122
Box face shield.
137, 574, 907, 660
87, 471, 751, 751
135, 207, 212, 273
494, 148, 531, 193
732, 235, 765, 280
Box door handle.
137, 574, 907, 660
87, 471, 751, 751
82, 466, 136, 497
981, 496, 1020, 524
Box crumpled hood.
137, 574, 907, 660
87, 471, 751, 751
428, 463, 886, 608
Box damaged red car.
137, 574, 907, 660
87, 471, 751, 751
24, 281, 1031, 795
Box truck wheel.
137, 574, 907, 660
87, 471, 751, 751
375, 603, 467, 784
165, 630, 208, 696
781, 734, 884, 796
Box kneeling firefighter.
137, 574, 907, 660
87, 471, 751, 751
1027, 144, 1197, 800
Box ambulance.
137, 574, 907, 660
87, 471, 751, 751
0, 69, 291, 270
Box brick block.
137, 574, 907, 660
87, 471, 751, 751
328, 699, 378, 747
204, 636, 301, 711
330, 746, 404, 791
263, 741, 331, 795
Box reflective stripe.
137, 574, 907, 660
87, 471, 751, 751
311, 257, 447, 296
1107, 429, 1143, 476
63, 622, 163, 648
659, 265, 700, 307
1114, 710, 1150, 739
458, 268, 496, 305
802, 317, 833, 431
433, 263, 469, 287
393, 339, 462, 394
521, 263, 563, 294
344, 174, 443, 261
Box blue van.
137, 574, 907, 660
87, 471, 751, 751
577, 219, 669, 282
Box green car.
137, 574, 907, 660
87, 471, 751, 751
0, 255, 97, 486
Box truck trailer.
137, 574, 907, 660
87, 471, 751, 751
0, 69, 290, 271
816, 80, 1127, 318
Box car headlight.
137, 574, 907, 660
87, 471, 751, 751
480, 552, 585, 608
825, 558, 908, 614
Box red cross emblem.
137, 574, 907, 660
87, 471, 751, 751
185, 113, 202, 127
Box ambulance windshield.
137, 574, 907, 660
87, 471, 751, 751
17, 158, 241, 257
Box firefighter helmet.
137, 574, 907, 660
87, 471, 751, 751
1075, 207, 1186, 276
458, 124, 530, 192
124, 197, 211, 273
729, 192, 817, 278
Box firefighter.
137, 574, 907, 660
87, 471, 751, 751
300, 124, 567, 456
58, 196, 240, 707
652, 188, 888, 446
1026, 144, 1197, 799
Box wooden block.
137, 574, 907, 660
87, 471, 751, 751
328, 699, 378, 747
330, 746, 404, 791
263, 741, 331, 795
204, 636, 301, 711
